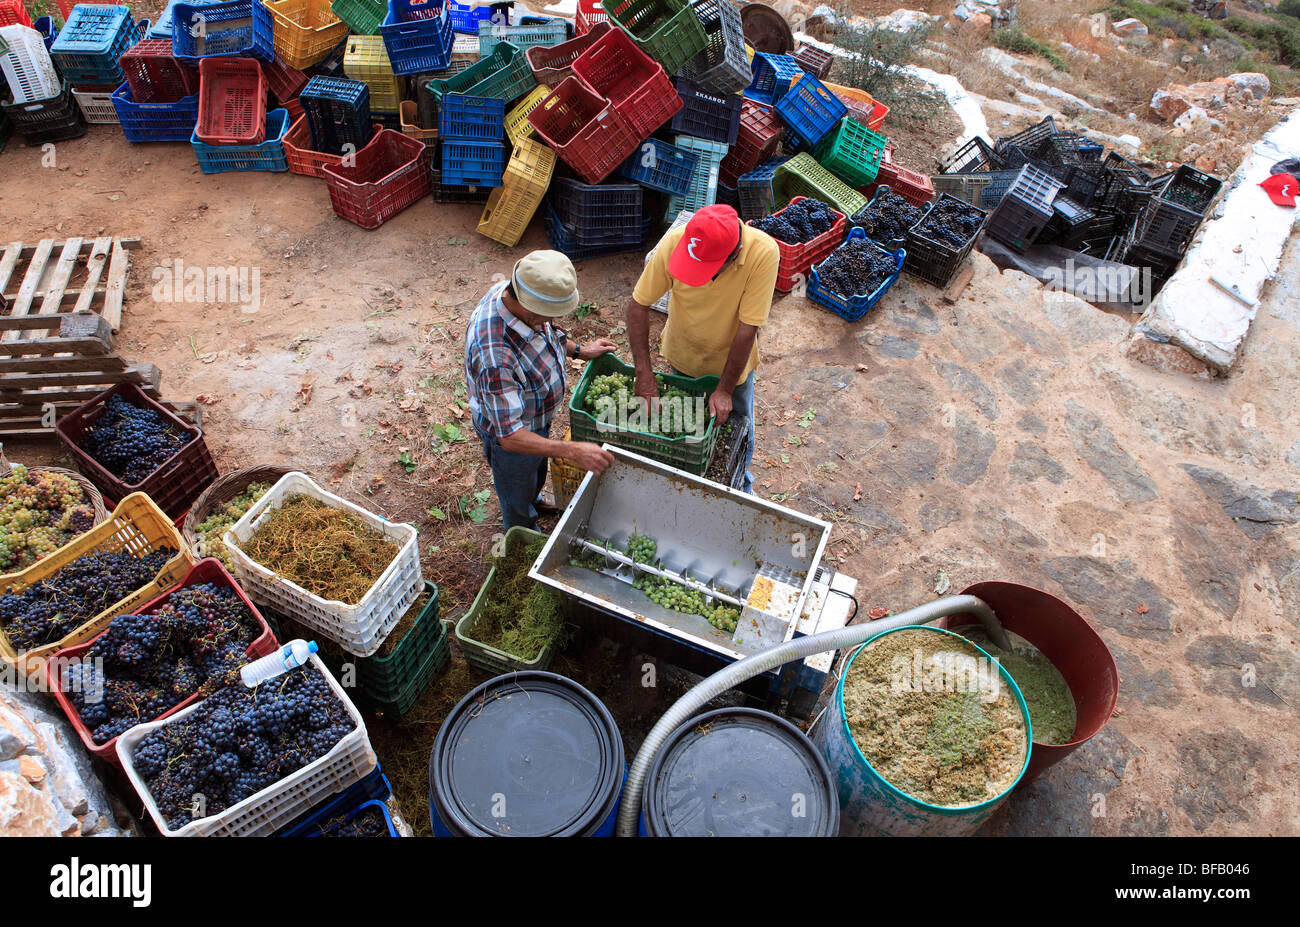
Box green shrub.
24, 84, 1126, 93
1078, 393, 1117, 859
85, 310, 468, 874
993, 27, 1070, 71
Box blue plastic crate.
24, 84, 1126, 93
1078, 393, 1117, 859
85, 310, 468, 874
276, 768, 393, 837
34, 16, 59, 49
171, 0, 274, 62
51, 4, 136, 86
807, 228, 905, 322
111, 82, 199, 142
301, 75, 372, 153
736, 156, 788, 220
191, 107, 291, 173
616, 137, 698, 197
775, 72, 845, 148
305, 799, 399, 837
448, 1, 500, 34
437, 92, 504, 140
543, 202, 649, 261
441, 138, 504, 186
744, 52, 800, 105
381, 0, 455, 76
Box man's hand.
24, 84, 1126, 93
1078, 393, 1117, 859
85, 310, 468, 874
578, 338, 618, 360
708, 387, 732, 423
634, 368, 659, 405
565, 442, 616, 474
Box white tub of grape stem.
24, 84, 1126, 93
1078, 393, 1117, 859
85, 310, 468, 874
222, 471, 423, 657
115, 653, 377, 837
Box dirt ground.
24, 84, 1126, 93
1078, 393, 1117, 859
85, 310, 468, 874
3, 50, 1298, 835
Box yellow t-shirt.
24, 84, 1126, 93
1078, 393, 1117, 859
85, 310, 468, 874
632, 223, 779, 381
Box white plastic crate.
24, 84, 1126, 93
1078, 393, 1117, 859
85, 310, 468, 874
0, 24, 61, 104
223, 471, 422, 656
115, 654, 378, 837
72, 87, 119, 123
644, 209, 694, 314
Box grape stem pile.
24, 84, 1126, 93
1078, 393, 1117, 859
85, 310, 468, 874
584, 371, 708, 437
0, 464, 96, 571
851, 189, 926, 243
131, 664, 353, 829
751, 198, 837, 245
814, 237, 898, 298
914, 196, 985, 249
571, 533, 740, 634
65, 582, 264, 744
0, 548, 176, 651
81, 394, 194, 485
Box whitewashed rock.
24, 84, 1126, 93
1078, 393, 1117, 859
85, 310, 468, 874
1112, 17, 1149, 38
1151, 89, 1193, 121
1086, 12, 1108, 37
1227, 72, 1271, 100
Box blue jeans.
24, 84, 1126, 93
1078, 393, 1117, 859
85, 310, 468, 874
672, 367, 755, 494
479, 425, 550, 531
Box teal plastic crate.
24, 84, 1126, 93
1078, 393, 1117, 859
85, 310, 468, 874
455, 527, 559, 675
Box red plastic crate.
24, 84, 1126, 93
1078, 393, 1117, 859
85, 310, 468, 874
48, 558, 277, 768
55, 382, 220, 521
284, 112, 380, 177
719, 99, 782, 187
748, 195, 846, 293
322, 128, 431, 229
526, 20, 610, 86
574, 0, 607, 35
120, 38, 200, 105
868, 161, 934, 207
261, 52, 309, 107
571, 23, 680, 139
527, 75, 639, 184
0, 0, 33, 27
197, 56, 268, 146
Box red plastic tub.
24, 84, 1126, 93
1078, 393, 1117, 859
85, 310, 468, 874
48, 557, 277, 767
941, 581, 1120, 783
284, 113, 382, 178
261, 52, 309, 108
120, 38, 200, 104
866, 161, 935, 208
55, 382, 219, 521
571, 23, 680, 139
0, 0, 32, 27
322, 128, 432, 228
526, 21, 610, 86
196, 56, 268, 145
527, 76, 638, 184
748, 194, 846, 293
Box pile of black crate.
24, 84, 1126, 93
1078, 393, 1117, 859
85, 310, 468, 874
931, 117, 1223, 294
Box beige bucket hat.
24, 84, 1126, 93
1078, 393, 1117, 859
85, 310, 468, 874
512, 250, 580, 318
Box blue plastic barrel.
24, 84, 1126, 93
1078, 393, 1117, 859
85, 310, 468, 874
429, 671, 625, 837
641, 707, 839, 837
813, 625, 1032, 836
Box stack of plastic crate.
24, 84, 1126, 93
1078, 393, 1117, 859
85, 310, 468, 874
344, 33, 405, 118
50, 4, 142, 125
477, 137, 557, 245
381, 0, 455, 76
0, 22, 85, 145
477, 17, 566, 57
664, 131, 726, 219
439, 91, 505, 187
548, 175, 643, 249
1123, 164, 1220, 277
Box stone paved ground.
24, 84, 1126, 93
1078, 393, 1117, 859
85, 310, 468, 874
756, 241, 1300, 836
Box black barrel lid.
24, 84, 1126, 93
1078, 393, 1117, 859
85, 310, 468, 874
431, 671, 624, 837
644, 707, 839, 837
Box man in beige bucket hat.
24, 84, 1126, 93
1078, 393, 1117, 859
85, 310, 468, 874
464, 250, 617, 530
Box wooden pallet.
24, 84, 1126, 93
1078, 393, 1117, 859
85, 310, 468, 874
0, 237, 198, 439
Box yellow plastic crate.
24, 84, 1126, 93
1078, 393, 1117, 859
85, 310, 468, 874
344, 34, 405, 111
267, 0, 350, 69
0, 493, 195, 680
550, 428, 586, 509
477, 139, 556, 246
504, 83, 550, 147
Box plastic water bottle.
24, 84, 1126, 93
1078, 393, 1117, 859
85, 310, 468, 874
240, 639, 318, 688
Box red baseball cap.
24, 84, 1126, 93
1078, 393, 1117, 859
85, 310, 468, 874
1259, 172, 1298, 207
668, 204, 742, 286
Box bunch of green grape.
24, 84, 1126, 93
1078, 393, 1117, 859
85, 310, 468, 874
0, 465, 95, 571
707, 605, 740, 634
634, 574, 710, 615
626, 533, 657, 564
194, 481, 274, 570
582, 373, 706, 437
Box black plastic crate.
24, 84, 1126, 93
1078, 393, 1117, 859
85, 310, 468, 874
669, 77, 741, 145
1097, 152, 1152, 211
1, 81, 87, 145
1129, 198, 1202, 260
1062, 162, 1104, 207
1159, 164, 1221, 215
903, 193, 989, 288
941, 135, 1001, 174
1063, 207, 1124, 251
300, 75, 372, 155
429, 145, 491, 203
973, 168, 1020, 209
1043, 195, 1093, 244
995, 116, 1056, 157
985, 163, 1063, 253
548, 176, 644, 245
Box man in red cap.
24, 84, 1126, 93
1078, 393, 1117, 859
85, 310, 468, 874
626, 204, 779, 492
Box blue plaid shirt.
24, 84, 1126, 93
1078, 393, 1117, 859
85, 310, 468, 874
465, 281, 569, 441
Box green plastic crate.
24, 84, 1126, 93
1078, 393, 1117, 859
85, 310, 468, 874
602, 0, 707, 77
331, 0, 387, 35
455, 527, 558, 675
813, 118, 887, 188
426, 41, 536, 103
568, 353, 720, 475
358, 619, 451, 716
774, 152, 868, 217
